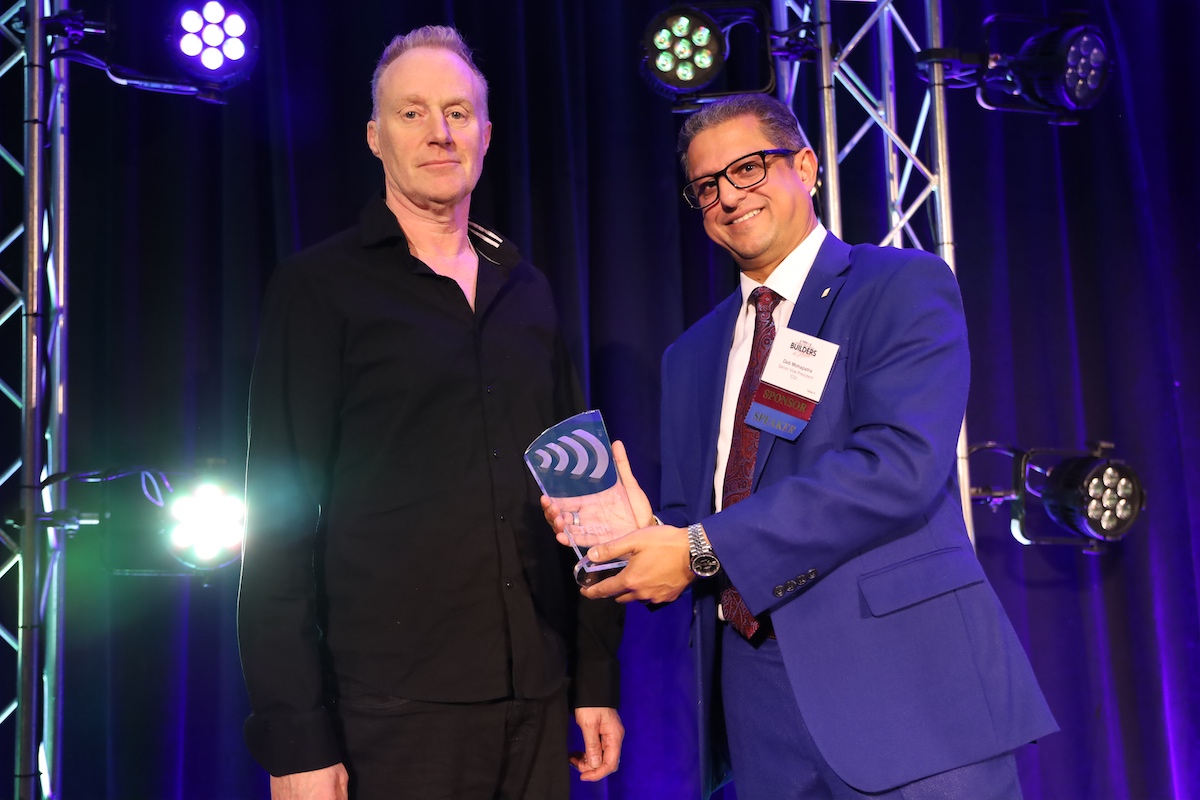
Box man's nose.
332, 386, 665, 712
717, 175, 747, 208
426, 113, 453, 143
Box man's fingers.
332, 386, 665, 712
571, 708, 623, 782
583, 713, 624, 780
540, 496, 563, 529
580, 571, 629, 600
612, 440, 633, 483
611, 439, 653, 528
587, 537, 636, 565
586, 542, 611, 563
612, 440, 644, 497
575, 711, 603, 773
585, 734, 603, 769
600, 727, 623, 773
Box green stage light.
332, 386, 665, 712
642, 6, 727, 99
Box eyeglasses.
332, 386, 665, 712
682, 149, 798, 210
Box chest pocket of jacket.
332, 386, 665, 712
857, 547, 983, 617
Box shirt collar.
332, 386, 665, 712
738, 223, 828, 307
359, 192, 406, 248
357, 192, 522, 270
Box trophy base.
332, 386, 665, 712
574, 557, 628, 587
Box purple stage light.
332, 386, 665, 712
170, 0, 258, 86
224, 13, 247, 38
201, 22, 224, 47
180, 33, 203, 57
201, 47, 224, 70
180, 10, 203, 32
202, 1, 225, 23
223, 38, 246, 61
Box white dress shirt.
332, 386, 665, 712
712, 224, 828, 511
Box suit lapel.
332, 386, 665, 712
696, 292, 742, 517
752, 234, 852, 487
786, 234, 851, 337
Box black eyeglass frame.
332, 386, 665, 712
682, 148, 799, 210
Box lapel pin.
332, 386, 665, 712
821, 287, 830, 298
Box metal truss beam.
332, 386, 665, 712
3, 0, 69, 797
773, 0, 974, 544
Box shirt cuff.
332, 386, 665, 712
569, 656, 622, 710
243, 707, 342, 777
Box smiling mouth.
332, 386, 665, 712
729, 208, 761, 225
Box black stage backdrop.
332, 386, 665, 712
18, 0, 1196, 797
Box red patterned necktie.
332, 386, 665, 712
719, 286, 783, 640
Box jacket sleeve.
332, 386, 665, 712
238, 262, 344, 776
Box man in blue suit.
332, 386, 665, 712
559, 93, 1057, 798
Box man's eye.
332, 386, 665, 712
402, 110, 419, 119
697, 179, 718, 195
735, 161, 762, 177
449, 110, 466, 119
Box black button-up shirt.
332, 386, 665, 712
238, 195, 623, 776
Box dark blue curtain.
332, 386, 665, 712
38, 0, 1198, 797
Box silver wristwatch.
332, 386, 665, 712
687, 523, 721, 578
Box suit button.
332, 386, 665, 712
807, 568, 818, 580
785, 580, 797, 592
773, 585, 785, 597
796, 575, 807, 586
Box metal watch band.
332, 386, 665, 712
688, 523, 721, 577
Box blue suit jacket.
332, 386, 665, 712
658, 234, 1057, 795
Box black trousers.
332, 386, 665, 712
334, 678, 571, 800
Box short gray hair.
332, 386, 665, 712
371, 25, 490, 121
677, 93, 811, 177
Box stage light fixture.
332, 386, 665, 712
642, 7, 727, 98
916, 13, 1112, 125
45, 3, 259, 103
1041, 457, 1143, 542
969, 441, 1145, 553
1006, 23, 1111, 115
639, 3, 777, 110
37, 465, 245, 574
165, 480, 245, 571
170, 0, 259, 88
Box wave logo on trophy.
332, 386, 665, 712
525, 410, 635, 586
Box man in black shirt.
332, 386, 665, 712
238, 25, 624, 800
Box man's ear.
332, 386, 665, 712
366, 119, 381, 159
797, 148, 818, 191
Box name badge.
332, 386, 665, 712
746, 329, 839, 441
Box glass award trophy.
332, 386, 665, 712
524, 410, 636, 586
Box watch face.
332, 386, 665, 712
692, 553, 721, 578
